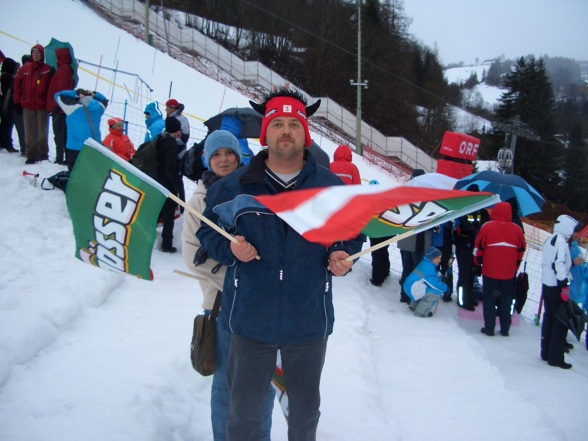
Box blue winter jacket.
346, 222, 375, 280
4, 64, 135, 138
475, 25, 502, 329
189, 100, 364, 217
403, 256, 448, 301
55, 90, 108, 151
143, 101, 165, 142
197, 150, 365, 345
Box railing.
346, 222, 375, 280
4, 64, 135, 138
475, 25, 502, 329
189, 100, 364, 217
89, 0, 437, 173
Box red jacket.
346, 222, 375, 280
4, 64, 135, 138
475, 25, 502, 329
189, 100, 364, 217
13, 44, 54, 111
329, 144, 360, 185
474, 202, 526, 280
46, 47, 74, 113
103, 128, 136, 161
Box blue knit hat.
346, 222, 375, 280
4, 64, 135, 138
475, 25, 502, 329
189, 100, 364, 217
425, 246, 442, 261
203, 130, 242, 167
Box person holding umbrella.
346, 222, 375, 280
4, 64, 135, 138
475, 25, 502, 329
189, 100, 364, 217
46, 47, 74, 165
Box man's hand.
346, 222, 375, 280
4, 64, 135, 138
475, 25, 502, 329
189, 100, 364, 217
328, 250, 353, 277
230, 235, 258, 262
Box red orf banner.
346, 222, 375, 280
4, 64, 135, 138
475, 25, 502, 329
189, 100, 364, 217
439, 132, 480, 161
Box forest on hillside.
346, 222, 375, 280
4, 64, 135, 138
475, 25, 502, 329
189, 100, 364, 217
151, 0, 588, 213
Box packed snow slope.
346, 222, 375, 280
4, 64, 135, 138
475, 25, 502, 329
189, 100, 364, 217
1, 1, 587, 440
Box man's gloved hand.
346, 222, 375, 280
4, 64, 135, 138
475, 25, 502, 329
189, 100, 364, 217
557, 278, 569, 289
193, 247, 208, 266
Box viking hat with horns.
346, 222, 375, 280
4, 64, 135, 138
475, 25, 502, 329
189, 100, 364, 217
250, 86, 320, 147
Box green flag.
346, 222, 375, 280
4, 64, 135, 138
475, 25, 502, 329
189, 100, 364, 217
66, 139, 168, 280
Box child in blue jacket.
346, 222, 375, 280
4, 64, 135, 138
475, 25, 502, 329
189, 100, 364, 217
403, 246, 448, 317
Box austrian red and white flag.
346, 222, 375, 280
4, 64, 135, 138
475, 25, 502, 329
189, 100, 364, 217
247, 184, 499, 246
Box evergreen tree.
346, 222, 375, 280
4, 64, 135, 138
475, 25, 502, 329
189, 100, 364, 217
495, 57, 561, 201
561, 123, 588, 212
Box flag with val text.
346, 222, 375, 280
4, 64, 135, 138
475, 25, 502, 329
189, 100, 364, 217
65, 139, 169, 280
248, 184, 500, 246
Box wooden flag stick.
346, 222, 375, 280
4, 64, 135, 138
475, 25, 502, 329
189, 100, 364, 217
173, 269, 207, 283
167, 193, 260, 260
167, 193, 237, 244
346, 229, 416, 261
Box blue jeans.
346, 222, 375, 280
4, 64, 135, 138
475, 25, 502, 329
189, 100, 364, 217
211, 311, 275, 441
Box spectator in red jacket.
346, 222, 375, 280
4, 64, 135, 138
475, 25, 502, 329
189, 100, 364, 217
474, 202, 526, 337
329, 144, 361, 185
46, 47, 74, 165
13, 44, 54, 164
103, 117, 135, 162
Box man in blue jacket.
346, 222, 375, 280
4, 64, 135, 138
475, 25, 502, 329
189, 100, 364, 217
197, 87, 364, 441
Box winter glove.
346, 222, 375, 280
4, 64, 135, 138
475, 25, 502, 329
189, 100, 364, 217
557, 278, 569, 289
14, 103, 22, 114
193, 247, 208, 266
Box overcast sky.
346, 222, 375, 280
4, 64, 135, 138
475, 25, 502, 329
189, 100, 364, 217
403, 0, 588, 65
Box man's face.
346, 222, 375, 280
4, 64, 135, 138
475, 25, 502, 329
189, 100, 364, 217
31, 48, 41, 62
112, 122, 124, 133
165, 106, 173, 117
264, 116, 305, 160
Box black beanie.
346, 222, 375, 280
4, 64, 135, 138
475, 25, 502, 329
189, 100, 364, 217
165, 117, 181, 133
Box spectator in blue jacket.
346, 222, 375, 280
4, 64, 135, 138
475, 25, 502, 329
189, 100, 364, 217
403, 246, 448, 317
143, 100, 165, 143
55, 88, 108, 171
197, 87, 364, 441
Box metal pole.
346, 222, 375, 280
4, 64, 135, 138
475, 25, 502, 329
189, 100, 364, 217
356, 0, 362, 156
509, 115, 519, 174
145, 0, 150, 45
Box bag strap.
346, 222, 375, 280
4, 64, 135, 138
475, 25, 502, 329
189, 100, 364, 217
209, 290, 222, 320
82, 105, 98, 139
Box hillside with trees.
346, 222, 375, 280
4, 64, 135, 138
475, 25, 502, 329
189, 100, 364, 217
154, 0, 588, 213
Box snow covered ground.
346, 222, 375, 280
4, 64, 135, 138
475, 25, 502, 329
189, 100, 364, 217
1, 1, 587, 440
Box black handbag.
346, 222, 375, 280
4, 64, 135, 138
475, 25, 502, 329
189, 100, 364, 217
190, 290, 221, 376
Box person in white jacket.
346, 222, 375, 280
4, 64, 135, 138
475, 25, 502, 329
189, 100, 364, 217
540, 214, 578, 369
181, 130, 274, 440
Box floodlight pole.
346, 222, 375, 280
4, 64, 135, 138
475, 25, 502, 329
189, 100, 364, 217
350, 0, 368, 156
145, 0, 150, 45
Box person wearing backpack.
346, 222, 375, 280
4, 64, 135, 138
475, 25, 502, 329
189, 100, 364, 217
156, 117, 185, 253
402, 246, 448, 317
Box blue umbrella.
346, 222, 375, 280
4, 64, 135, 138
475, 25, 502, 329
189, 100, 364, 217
44, 38, 79, 87
454, 170, 544, 216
